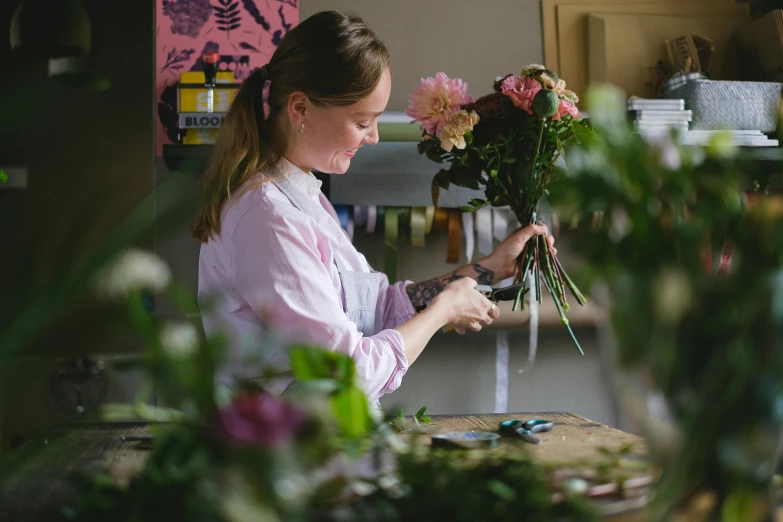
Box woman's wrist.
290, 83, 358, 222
425, 297, 450, 327
475, 255, 512, 283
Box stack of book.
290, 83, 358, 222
681, 129, 779, 148
628, 98, 691, 138
628, 97, 780, 147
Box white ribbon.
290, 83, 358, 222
462, 212, 475, 263
493, 207, 511, 241
476, 206, 493, 256
493, 330, 509, 414
366, 205, 377, 233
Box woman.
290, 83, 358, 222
193, 11, 552, 401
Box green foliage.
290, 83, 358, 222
351, 450, 600, 522
553, 84, 783, 520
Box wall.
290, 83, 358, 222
300, 0, 544, 112
0, 0, 155, 447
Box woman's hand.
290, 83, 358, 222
430, 277, 499, 334
479, 223, 556, 282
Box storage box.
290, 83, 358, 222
734, 10, 783, 83
662, 79, 782, 132
177, 71, 237, 113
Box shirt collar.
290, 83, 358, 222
277, 157, 323, 199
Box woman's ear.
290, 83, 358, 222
287, 91, 308, 127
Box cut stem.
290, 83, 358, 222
542, 271, 584, 355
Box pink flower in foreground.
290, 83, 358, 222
215, 393, 307, 447
500, 75, 542, 115
552, 98, 582, 121
406, 72, 473, 137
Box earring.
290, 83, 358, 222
296, 123, 304, 133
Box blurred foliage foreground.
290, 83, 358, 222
2, 84, 783, 521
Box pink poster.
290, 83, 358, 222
156, 0, 299, 156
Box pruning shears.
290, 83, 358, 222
417, 283, 529, 315
499, 419, 554, 445
475, 283, 529, 303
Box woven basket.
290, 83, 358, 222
662, 80, 782, 132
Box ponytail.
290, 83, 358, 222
191, 66, 280, 242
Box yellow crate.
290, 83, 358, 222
178, 71, 236, 113
182, 128, 220, 145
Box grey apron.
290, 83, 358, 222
274, 177, 384, 337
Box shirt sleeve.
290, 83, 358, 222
232, 198, 409, 401
375, 279, 417, 331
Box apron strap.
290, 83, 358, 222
273, 175, 352, 275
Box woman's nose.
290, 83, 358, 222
364, 123, 380, 145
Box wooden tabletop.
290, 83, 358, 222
0, 414, 650, 522
402, 412, 645, 463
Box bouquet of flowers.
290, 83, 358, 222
407, 65, 593, 352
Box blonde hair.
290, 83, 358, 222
191, 11, 390, 242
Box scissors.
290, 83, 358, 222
417, 283, 530, 319
475, 283, 529, 303
499, 419, 554, 445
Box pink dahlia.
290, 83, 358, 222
215, 392, 307, 447
406, 72, 473, 137
553, 98, 582, 121
500, 75, 542, 115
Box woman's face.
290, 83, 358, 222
293, 67, 391, 175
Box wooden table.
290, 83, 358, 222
0, 413, 649, 522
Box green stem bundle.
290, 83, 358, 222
504, 120, 587, 355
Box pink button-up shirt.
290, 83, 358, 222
198, 158, 414, 401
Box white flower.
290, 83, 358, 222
646, 133, 681, 171
94, 248, 171, 298
608, 207, 632, 243
159, 321, 199, 358
654, 268, 691, 324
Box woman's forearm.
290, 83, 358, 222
404, 259, 501, 310
394, 305, 446, 365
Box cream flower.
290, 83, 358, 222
94, 248, 172, 299
554, 79, 579, 104
159, 321, 199, 358
520, 64, 547, 77
439, 110, 479, 152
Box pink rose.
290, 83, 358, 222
215, 392, 307, 447
500, 75, 542, 115
553, 99, 582, 121
406, 72, 473, 137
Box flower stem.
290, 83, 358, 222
554, 255, 587, 306
542, 270, 584, 355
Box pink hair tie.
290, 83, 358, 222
262, 79, 271, 120
258, 64, 272, 120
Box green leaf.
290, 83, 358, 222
722, 488, 755, 522
464, 131, 473, 146
487, 480, 517, 500
435, 169, 451, 190
490, 169, 498, 178
290, 347, 330, 380
503, 157, 518, 164
332, 386, 370, 438
290, 346, 354, 386
415, 406, 427, 419
459, 205, 478, 213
